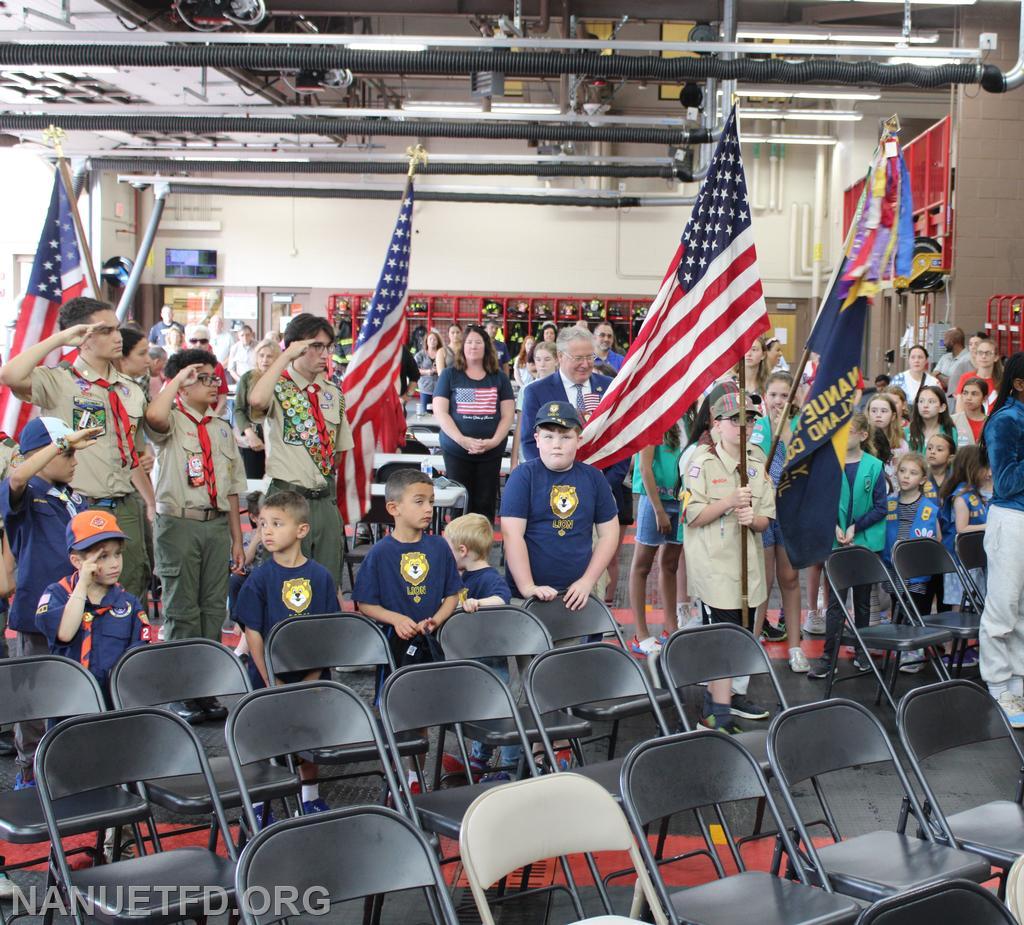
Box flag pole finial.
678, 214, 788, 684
43, 124, 67, 155
406, 144, 428, 178
883, 114, 901, 137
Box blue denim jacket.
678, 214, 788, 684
986, 396, 1024, 513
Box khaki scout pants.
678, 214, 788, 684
87, 493, 149, 603
267, 479, 344, 588
155, 513, 231, 641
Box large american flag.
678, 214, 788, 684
454, 386, 498, 416
337, 182, 415, 523
0, 172, 92, 437
578, 108, 770, 469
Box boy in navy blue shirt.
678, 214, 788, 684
0, 418, 101, 788
442, 513, 520, 780
235, 490, 337, 815
35, 510, 151, 699
500, 401, 618, 608
353, 469, 463, 668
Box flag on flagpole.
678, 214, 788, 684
776, 120, 915, 569
0, 171, 93, 438
577, 108, 770, 470
337, 182, 415, 523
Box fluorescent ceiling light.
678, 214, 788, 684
888, 56, 960, 66
739, 107, 863, 122
402, 100, 562, 116
347, 41, 428, 51
1, 66, 119, 76
740, 134, 838, 146
737, 23, 939, 44
836, 0, 974, 4
734, 86, 881, 101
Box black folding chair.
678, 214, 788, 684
235, 805, 457, 925
264, 611, 429, 776
767, 698, 991, 903
855, 879, 1015, 925
891, 538, 982, 674
824, 547, 952, 711
620, 731, 860, 925
524, 642, 670, 799
898, 680, 1024, 895
955, 530, 987, 610
525, 594, 672, 758
35, 708, 238, 925
436, 606, 590, 774
225, 680, 402, 830
375, 460, 423, 485
0, 656, 149, 901
109, 639, 297, 844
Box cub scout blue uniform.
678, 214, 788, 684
35, 574, 150, 692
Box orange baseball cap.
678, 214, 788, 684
66, 510, 128, 553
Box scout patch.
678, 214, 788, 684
111, 601, 133, 618
400, 551, 430, 585
72, 398, 107, 435
689, 466, 701, 478
36, 592, 50, 615
186, 453, 206, 487
282, 577, 313, 614
549, 485, 579, 518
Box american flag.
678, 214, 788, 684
0, 172, 92, 437
578, 108, 769, 469
337, 182, 415, 523
454, 386, 498, 416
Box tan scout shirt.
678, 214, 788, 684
30, 361, 145, 500
683, 440, 776, 610
148, 402, 247, 513
257, 367, 354, 490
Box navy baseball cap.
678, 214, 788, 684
535, 401, 583, 431
19, 417, 73, 455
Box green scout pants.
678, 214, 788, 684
267, 479, 343, 587
88, 493, 149, 603
154, 513, 231, 641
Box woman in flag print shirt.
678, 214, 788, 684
433, 325, 515, 521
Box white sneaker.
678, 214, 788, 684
789, 648, 810, 673
801, 609, 826, 635
899, 650, 925, 674
997, 692, 1024, 730
0, 876, 15, 899
682, 602, 703, 629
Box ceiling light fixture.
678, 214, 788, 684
739, 107, 864, 122
346, 41, 428, 52
737, 23, 939, 44
734, 86, 882, 101
740, 134, 839, 146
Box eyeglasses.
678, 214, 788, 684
304, 342, 331, 354
195, 374, 222, 386
563, 353, 597, 365
189, 338, 210, 345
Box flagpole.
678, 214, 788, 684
738, 361, 750, 626
43, 126, 101, 297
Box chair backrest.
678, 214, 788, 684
236, 806, 457, 925
856, 879, 1016, 925
109, 638, 251, 708
226, 681, 400, 834
524, 594, 626, 646
660, 623, 780, 690
898, 680, 1020, 762
892, 537, 958, 580
767, 699, 897, 786
376, 461, 422, 484
524, 642, 667, 735
825, 546, 891, 594
955, 530, 986, 572
264, 612, 392, 678
459, 774, 667, 925
0, 655, 105, 727
438, 606, 553, 661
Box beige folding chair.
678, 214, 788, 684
459, 772, 668, 925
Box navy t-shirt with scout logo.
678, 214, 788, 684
235, 558, 338, 640
499, 457, 617, 598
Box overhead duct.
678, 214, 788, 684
0, 42, 988, 89
0, 113, 712, 145
89, 156, 694, 180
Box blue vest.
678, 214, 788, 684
944, 482, 989, 553
883, 493, 940, 565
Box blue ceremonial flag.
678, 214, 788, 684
776, 120, 914, 569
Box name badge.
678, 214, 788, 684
186, 453, 205, 487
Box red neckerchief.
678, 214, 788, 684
175, 397, 218, 509
88, 366, 140, 470
58, 574, 111, 671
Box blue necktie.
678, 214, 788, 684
574, 383, 586, 417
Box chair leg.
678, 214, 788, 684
751, 796, 766, 837
606, 720, 620, 760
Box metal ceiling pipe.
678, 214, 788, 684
89, 155, 695, 179
0, 113, 712, 145
981, 0, 1024, 92
116, 181, 168, 320
0, 41, 987, 88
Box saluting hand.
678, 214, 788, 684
66, 426, 103, 452
174, 363, 206, 389
61, 323, 106, 348
283, 339, 318, 362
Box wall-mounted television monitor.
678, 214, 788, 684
166, 248, 217, 279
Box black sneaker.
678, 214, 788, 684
807, 659, 838, 680
730, 695, 770, 720
700, 713, 743, 734
852, 654, 873, 673
761, 621, 788, 643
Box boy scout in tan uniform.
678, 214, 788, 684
0, 298, 151, 602
146, 349, 246, 642
248, 314, 353, 588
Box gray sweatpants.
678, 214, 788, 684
980, 506, 1024, 688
